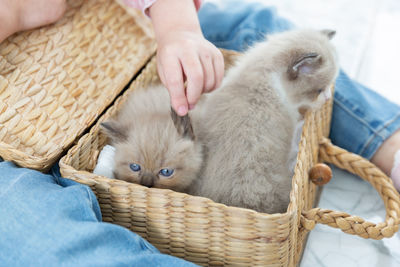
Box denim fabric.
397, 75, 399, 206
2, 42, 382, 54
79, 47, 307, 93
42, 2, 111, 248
199, 1, 293, 52
199, 0, 400, 159
0, 161, 196, 266
332, 71, 400, 159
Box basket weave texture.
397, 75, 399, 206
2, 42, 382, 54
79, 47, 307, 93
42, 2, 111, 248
0, 0, 156, 170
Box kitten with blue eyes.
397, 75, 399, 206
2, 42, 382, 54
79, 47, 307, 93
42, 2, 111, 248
100, 86, 203, 192
101, 29, 338, 214
188, 29, 339, 213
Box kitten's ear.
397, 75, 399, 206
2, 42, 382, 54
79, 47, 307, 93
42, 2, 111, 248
170, 107, 195, 140
100, 120, 128, 143
288, 53, 321, 80
321, 29, 336, 40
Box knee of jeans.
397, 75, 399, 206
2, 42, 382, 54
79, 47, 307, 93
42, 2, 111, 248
58, 183, 102, 222
207, 28, 263, 51
199, 2, 293, 51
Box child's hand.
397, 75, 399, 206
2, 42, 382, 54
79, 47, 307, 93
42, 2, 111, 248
156, 31, 224, 116
149, 0, 224, 116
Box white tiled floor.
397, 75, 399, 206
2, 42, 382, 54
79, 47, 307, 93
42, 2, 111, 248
355, 0, 400, 103
206, 1, 400, 266
301, 167, 400, 267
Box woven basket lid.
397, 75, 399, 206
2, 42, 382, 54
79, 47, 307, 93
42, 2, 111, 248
0, 0, 156, 170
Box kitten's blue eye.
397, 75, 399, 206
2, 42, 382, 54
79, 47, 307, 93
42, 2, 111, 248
159, 168, 174, 177
129, 163, 141, 172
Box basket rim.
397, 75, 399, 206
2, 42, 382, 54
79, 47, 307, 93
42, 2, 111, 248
60, 132, 295, 219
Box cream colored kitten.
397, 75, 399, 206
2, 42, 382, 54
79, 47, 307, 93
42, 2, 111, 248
189, 29, 339, 214
101, 86, 203, 192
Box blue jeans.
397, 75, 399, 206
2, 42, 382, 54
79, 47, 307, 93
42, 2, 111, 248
0, 161, 196, 267
1, 1, 399, 266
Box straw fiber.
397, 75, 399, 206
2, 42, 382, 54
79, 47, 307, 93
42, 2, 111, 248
60, 51, 400, 266
0, 0, 156, 170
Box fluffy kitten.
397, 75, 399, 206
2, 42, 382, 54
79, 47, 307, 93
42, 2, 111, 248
101, 86, 203, 192
189, 29, 339, 214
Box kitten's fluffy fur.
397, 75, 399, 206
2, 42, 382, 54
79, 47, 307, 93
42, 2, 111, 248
188, 29, 339, 213
101, 86, 203, 192
101, 29, 339, 214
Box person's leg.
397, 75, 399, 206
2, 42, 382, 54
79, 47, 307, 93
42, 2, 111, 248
0, 161, 196, 266
391, 149, 400, 188
198, 0, 400, 187
199, 1, 293, 52
332, 71, 400, 187
371, 130, 400, 174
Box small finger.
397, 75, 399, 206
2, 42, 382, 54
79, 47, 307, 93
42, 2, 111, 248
212, 49, 225, 90
181, 54, 204, 109
156, 54, 167, 86
160, 54, 188, 116
199, 53, 215, 93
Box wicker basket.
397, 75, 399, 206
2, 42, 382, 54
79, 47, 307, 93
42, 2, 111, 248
0, 0, 156, 170
60, 51, 400, 266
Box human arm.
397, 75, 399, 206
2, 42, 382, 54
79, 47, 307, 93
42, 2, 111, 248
148, 0, 224, 116
0, 0, 66, 43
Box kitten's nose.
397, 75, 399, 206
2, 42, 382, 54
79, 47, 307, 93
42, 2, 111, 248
140, 173, 156, 187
